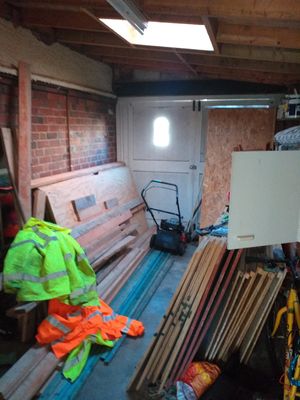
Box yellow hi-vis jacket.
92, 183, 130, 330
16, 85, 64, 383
3, 218, 99, 306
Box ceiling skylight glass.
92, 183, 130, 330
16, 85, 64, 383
100, 19, 214, 51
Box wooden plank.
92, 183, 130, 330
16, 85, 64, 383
148, 239, 218, 382
241, 269, 286, 363
129, 237, 210, 392
92, 235, 137, 271
77, 210, 132, 248
202, 16, 219, 54
0, 129, 26, 225
0, 128, 15, 183
41, 166, 141, 227
72, 194, 96, 212
175, 249, 242, 381
32, 189, 46, 219
18, 61, 32, 220
217, 22, 300, 50
157, 238, 227, 390
31, 162, 124, 188
9, 351, 59, 400
101, 248, 146, 303
219, 268, 267, 361
0, 345, 50, 399
71, 198, 142, 238
104, 197, 119, 209
96, 253, 126, 284
87, 223, 138, 264
206, 271, 245, 359
217, 271, 258, 361
234, 270, 273, 349
72, 194, 98, 221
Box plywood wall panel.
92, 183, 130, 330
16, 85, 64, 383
200, 108, 276, 228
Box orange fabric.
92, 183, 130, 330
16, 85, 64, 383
36, 298, 144, 359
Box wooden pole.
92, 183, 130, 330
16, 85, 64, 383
18, 61, 32, 220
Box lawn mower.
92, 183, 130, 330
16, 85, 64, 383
141, 179, 186, 256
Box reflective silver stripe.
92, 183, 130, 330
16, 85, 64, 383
89, 334, 98, 343
4, 270, 68, 283
31, 226, 58, 242
64, 253, 73, 261
69, 283, 97, 299
10, 239, 44, 249
77, 253, 88, 262
47, 315, 71, 334
68, 310, 81, 318
51, 337, 64, 346
63, 339, 89, 372
87, 310, 102, 320
103, 312, 117, 323
121, 317, 133, 334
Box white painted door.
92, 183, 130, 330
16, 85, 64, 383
117, 98, 204, 226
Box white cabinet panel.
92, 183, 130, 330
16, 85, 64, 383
228, 151, 300, 249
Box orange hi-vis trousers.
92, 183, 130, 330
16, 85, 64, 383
36, 298, 144, 358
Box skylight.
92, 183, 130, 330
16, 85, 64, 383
100, 19, 214, 51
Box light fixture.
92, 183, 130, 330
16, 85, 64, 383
105, 0, 148, 34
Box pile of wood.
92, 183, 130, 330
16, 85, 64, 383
0, 162, 155, 400
204, 262, 286, 364
128, 236, 239, 393
128, 236, 286, 396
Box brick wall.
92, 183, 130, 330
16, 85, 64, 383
0, 73, 116, 179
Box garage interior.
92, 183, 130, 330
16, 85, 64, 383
0, 1, 300, 399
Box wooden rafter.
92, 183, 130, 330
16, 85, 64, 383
217, 22, 300, 50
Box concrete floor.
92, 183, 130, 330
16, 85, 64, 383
76, 245, 195, 400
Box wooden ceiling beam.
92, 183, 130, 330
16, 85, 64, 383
20, 8, 108, 31
56, 29, 128, 47
84, 46, 179, 62
221, 44, 300, 64
142, 0, 300, 22
82, 45, 300, 75
101, 56, 193, 74
202, 16, 219, 54
217, 22, 300, 50
193, 65, 300, 86
184, 53, 300, 75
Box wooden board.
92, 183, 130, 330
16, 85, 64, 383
32, 189, 46, 219
18, 61, 32, 220
40, 165, 141, 227
200, 108, 276, 227
157, 238, 227, 390
173, 249, 242, 382
0, 128, 15, 183
206, 271, 245, 359
104, 197, 119, 209
72, 194, 97, 221
31, 162, 124, 188
0, 345, 50, 399
129, 237, 210, 392
241, 269, 286, 363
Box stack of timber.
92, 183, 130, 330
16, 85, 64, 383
0, 163, 155, 400
38, 251, 173, 400
129, 237, 286, 396
129, 236, 240, 393
204, 262, 286, 364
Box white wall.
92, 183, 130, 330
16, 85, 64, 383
0, 18, 112, 93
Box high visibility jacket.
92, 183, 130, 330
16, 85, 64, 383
36, 298, 144, 359
4, 218, 99, 306
62, 333, 113, 382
